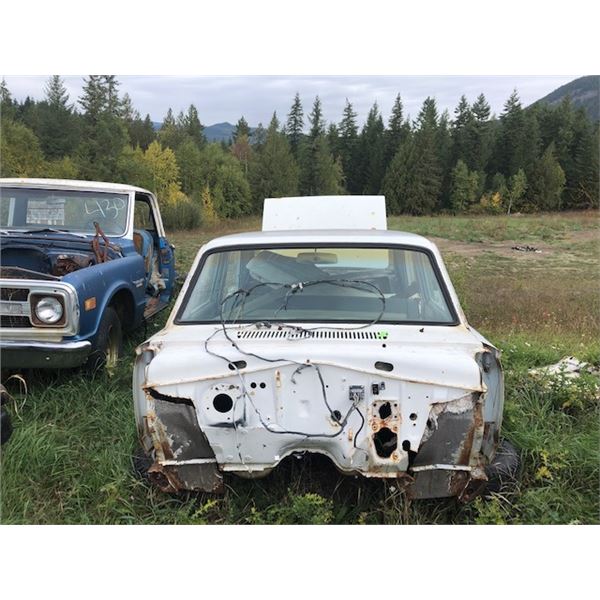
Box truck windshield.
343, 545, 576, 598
0, 187, 129, 236
178, 246, 456, 325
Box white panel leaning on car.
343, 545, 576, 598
262, 195, 387, 231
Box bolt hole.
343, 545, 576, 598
402, 440, 411, 451
332, 410, 342, 422
259, 382, 266, 389
409, 412, 417, 421
250, 382, 257, 389
213, 393, 233, 413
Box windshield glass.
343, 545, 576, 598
178, 246, 456, 324
0, 187, 130, 235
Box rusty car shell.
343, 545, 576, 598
133, 223, 506, 500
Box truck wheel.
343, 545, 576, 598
85, 307, 123, 372
1, 406, 13, 445
484, 439, 521, 495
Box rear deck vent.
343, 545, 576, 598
236, 329, 386, 340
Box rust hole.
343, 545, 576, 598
374, 427, 397, 458
378, 402, 392, 419
213, 393, 233, 413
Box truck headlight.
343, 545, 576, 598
34, 296, 64, 324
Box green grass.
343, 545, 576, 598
1, 211, 599, 524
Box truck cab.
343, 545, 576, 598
0, 178, 176, 370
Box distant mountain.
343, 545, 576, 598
533, 75, 599, 121
204, 122, 236, 142
150, 121, 246, 142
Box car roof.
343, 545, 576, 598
204, 228, 437, 252
0, 178, 153, 195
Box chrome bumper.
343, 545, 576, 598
0, 340, 92, 369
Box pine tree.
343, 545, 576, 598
493, 89, 527, 176
569, 116, 599, 208
79, 75, 107, 121
104, 75, 122, 117
249, 112, 299, 209
158, 107, 185, 149
285, 92, 304, 158
527, 144, 566, 210
76, 75, 127, 179
299, 97, 342, 195
233, 116, 250, 142
449, 159, 479, 212
357, 102, 386, 194
385, 94, 409, 167
438, 109, 454, 208
327, 123, 340, 161
45, 75, 70, 108
121, 93, 136, 124
163, 108, 176, 128
338, 99, 359, 192
38, 75, 79, 159
308, 96, 325, 138
383, 97, 441, 214
451, 95, 474, 167
175, 138, 204, 195
470, 93, 492, 173
181, 104, 205, 148
128, 114, 156, 150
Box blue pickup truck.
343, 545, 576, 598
0, 178, 176, 371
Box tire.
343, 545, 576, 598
1, 406, 13, 445
84, 306, 123, 373
484, 439, 521, 495
132, 445, 152, 481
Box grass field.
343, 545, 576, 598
1, 211, 599, 524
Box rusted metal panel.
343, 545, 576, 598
143, 391, 223, 493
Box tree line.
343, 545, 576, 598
1, 76, 598, 229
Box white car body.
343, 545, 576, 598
133, 197, 505, 500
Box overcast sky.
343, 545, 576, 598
3, 75, 578, 127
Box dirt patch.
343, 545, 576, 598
431, 237, 555, 259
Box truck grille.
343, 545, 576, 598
0, 315, 31, 328
0, 287, 29, 301
0, 285, 32, 328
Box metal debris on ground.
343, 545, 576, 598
528, 356, 600, 379
511, 245, 541, 253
